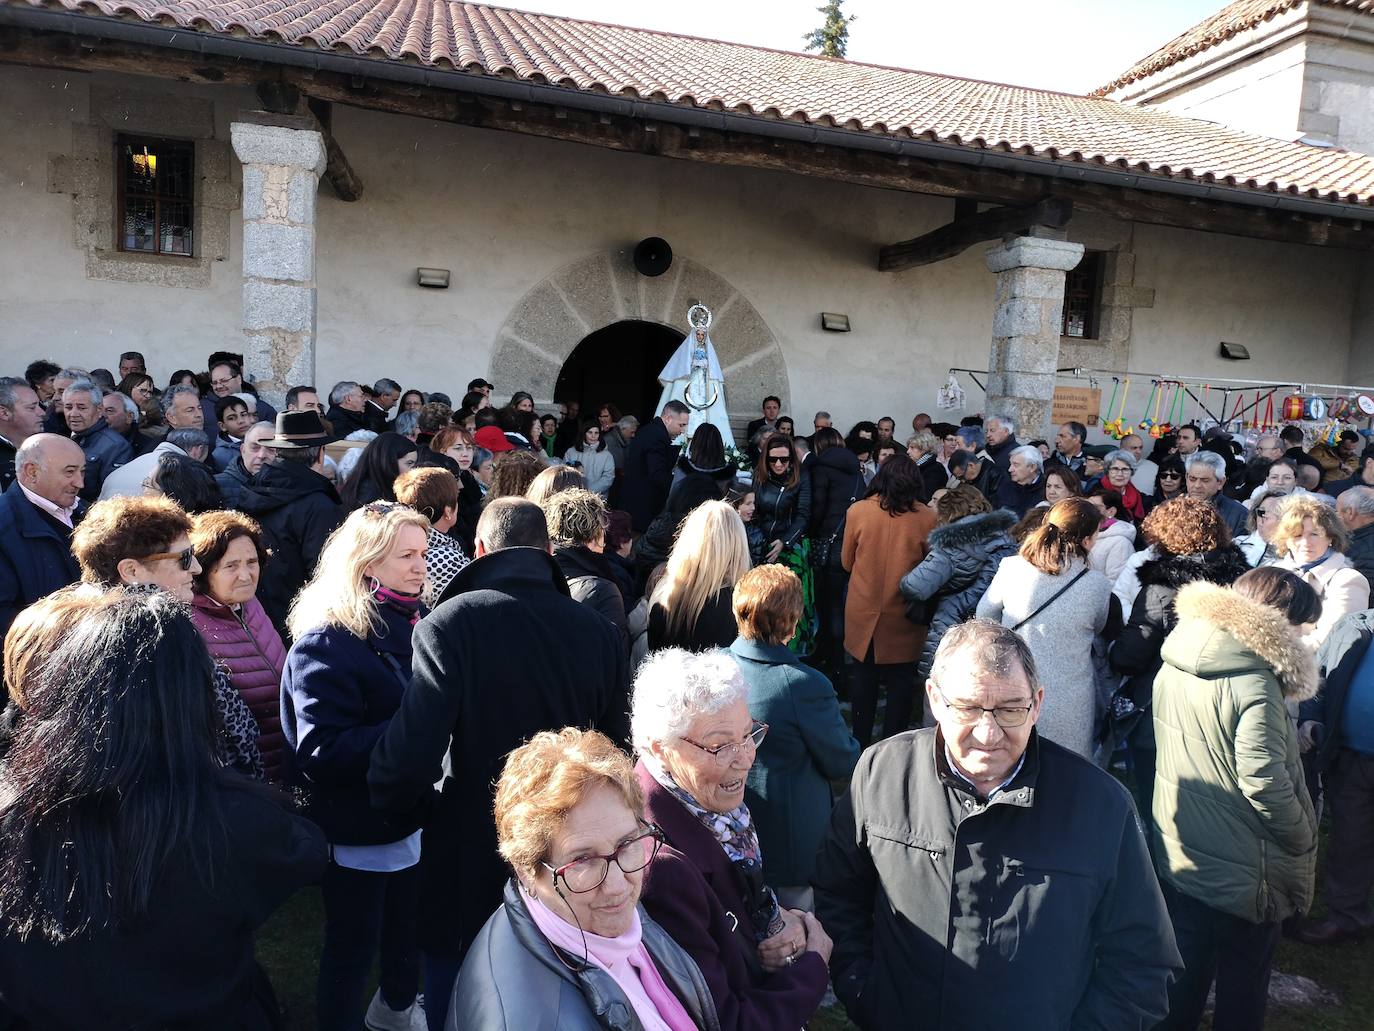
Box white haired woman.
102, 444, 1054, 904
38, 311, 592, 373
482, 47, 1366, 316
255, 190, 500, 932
631, 647, 832, 1030
280, 502, 431, 1031
648, 500, 752, 652
451, 727, 719, 1030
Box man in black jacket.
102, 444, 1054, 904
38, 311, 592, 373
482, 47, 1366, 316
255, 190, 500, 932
948, 448, 1004, 504
1295, 609, 1374, 945
0, 434, 84, 653
240, 412, 343, 638
620, 400, 689, 532
368, 498, 630, 1031
993, 444, 1045, 518
1325, 446, 1374, 499
983, 413, 1020, 472
0, 377, 46, 492
323, 380, 370, 440
816, 620, 1179, 1030
1335, 486, 1374, 588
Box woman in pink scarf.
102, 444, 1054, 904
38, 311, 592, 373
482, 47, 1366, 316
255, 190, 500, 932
450, 728, 721, 1031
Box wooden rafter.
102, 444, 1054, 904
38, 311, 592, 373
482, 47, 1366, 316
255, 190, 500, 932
879, 197, 1074, 271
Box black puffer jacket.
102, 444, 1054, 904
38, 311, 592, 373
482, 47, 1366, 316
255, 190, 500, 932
809, 446, 864, 544
754, 473, 812, 548
238, 461, 344, 639
898, 510, 1018, 677
1109, 545, 1252, 746
552, 544, 628, 648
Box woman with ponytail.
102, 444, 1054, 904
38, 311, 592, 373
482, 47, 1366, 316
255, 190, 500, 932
977, 497, 1118, 758
281, 501, 432, 1031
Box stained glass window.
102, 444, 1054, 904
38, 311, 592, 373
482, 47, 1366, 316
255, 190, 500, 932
1062, 250, 1104, 340
117, 135, 194, 257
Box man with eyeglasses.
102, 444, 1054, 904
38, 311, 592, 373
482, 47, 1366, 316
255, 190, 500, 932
816, 619, 1179, 1030
369, 497, 629, 1030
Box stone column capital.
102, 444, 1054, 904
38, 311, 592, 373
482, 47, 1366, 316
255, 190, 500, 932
230, 121, 327, 175
985, 235, 1086, 274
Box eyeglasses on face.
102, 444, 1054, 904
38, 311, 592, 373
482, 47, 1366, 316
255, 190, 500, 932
1108, 465, 1132, 475
768, 455, 792, 466
1159, 471, 1182, 479
681, 721, 769, 763
543, 825, 664, 893
142, 546, 196, 571
936, 688, 1032, 728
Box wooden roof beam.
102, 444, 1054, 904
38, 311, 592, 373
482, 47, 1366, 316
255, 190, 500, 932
879, 197, 1073, 271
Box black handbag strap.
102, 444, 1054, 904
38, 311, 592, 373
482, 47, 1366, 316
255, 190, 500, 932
1010, 568, 1089, 632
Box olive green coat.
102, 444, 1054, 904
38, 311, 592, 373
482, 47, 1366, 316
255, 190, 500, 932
1152, 581, 1318, 924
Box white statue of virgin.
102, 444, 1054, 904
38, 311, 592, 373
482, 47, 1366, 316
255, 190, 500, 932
655, 304, 735, 446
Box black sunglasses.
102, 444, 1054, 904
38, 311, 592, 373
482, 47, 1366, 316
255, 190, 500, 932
143, 546, 195, 570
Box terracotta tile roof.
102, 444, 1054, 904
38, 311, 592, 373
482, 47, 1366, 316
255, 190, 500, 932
10, 0, 1374, 207
1096, 0, 1374, 96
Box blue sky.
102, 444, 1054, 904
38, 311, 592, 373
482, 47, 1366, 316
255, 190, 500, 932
512, 0, 1228, 94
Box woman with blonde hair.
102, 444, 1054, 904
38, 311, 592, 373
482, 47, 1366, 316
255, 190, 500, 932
647, 499, 751, 652
1273, 492, 1370, 649
451, 727, 719, 1030
280, 502, 431, 1031
977, 496, 1117, 758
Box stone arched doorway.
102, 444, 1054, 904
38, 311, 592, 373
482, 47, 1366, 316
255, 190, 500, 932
489, 251, 789, 429
554, 320, 683, 424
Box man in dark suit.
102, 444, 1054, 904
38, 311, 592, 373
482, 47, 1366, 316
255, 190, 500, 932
0, 434, 84, 652
0, 377, 46, 493
620, 400, 690, 532
745, 395, 782, 464
368, 498, 630, 1030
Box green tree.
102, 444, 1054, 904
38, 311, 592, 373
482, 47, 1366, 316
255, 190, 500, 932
803, 0, 856, 59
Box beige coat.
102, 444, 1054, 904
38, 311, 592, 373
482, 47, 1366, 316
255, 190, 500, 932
1274, 550, 1370, 650
842, 497, 936, 664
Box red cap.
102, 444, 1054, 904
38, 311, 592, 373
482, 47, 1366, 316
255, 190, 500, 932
474, 426, 515, 452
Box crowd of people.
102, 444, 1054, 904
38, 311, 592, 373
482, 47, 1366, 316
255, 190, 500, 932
0, 350, 1371, 1031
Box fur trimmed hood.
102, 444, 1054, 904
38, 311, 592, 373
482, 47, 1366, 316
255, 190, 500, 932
1168, 580, 1318, 702
926, 508, 1017, 550
1137, 545, 1252, 591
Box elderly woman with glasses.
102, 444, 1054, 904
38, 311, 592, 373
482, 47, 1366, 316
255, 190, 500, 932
1102, 448, 1146, 520
451, 727, 719, 1030
281, 502, 432, 1031
631, 648, 832, 1031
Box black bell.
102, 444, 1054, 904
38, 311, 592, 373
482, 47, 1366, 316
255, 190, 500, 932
633, 237, 673, 277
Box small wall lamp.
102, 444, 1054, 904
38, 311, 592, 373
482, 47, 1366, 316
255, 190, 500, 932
821, 313, 851, 332
417, 267, 450, 289
1219, 341, 1250, 360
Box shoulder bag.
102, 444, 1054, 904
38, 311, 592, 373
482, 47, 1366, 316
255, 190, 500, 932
1010, 568, 1089, 632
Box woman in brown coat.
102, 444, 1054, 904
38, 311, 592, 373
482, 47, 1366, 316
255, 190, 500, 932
842, 453, 937, 746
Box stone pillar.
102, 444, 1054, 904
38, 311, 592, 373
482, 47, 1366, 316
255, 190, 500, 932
230, 121, 327, 409
984, 234, 1086, 440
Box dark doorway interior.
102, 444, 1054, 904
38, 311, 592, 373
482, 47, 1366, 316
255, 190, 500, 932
554, 320, 683, 425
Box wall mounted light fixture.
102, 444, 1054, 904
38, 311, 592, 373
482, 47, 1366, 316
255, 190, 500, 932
1219, 341, 1250, 360
821, 313, 851, 332
417, 267, 450, 288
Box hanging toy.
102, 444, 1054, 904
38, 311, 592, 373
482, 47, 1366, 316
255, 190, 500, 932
1281, 392, 1305, 422
1323, 419, 1342, 447
1137, 380, 1161, 437
1330, 396, 1352, 421
1304, 395, 1327, 421
1101, 377, 1133, 439
936, 373, 965, 411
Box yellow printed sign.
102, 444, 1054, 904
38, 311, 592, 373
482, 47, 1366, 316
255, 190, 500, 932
1051, 386, 1102, 426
